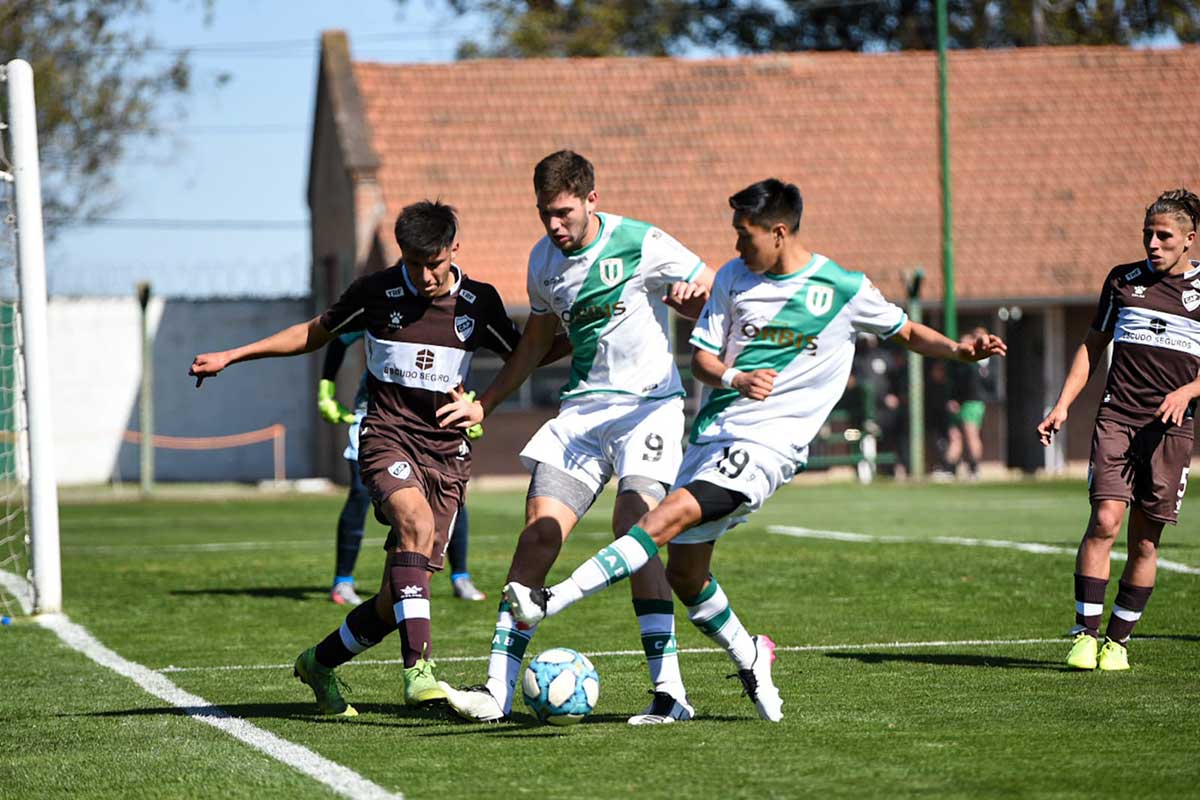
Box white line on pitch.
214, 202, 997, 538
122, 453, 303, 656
767, 525, 1200, 575
37, 613, 402, 800
155, 636, 1064, 674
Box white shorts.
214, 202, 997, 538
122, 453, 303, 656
672, 440, 798, 544
520, 394, 685, 496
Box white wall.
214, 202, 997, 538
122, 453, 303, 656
45, 296, 317, 485
49, 297, 159, 485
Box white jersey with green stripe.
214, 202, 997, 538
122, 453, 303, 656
689, 254, 907, 460
527, 212, 705, 401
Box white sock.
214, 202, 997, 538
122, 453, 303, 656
485, 600, 537, 715
684, 576, 755, 669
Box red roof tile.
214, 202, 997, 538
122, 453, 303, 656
350, 46, 1200, 308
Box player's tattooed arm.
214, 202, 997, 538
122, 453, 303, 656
1037, 328, 1112, 445
691, 348, 776, 401
189, 316, 334, 388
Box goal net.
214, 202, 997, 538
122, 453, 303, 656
0, 59, 60, 617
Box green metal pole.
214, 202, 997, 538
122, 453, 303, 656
907, 270, 925, 477
937, 0, 957, 342
137, 282, 154, 495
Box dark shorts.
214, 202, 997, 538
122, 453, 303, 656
1088, 417, 1192, 525
358, 436, 467, 571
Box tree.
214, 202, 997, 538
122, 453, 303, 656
417, 0, 1200, 58
0, 1, 208, 227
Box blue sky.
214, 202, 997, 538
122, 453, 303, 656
46, 0, 487, 298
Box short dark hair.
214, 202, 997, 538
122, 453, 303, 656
1146, 187, 1200, 233
728, 179, 803, 233
533, 150, 595, 199
393, 199, 458, 257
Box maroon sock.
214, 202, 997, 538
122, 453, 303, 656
1105, 581, 1154, 644
314, 595, 391, 669
1074, 573, 1107, 637
388, 551, 432, 668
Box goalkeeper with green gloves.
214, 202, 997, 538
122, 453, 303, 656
320, 331, 486, 605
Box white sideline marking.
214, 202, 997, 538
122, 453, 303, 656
768, 525, 1200, 575
156, 636, 1064, 674
0, 569, 34, 614
36, 614, 402, 800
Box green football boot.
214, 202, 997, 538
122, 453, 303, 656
293, 647, 357, 717
1066, 632, 1098, 670
404, 658, 448, 705
1097, 638, 1130, 671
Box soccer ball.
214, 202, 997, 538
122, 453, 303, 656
521, 647, 600, 726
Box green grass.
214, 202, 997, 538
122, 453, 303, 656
2, 481, 1199, 799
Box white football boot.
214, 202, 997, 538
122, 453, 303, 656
733, 634, 782, 722
437, 682, 506, 723
503, 581, 548, 626
627, 690, 695, 725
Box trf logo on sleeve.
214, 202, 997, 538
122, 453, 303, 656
454, 315, 476, 342
460, 288, 477, 303
599, 258, 624, 287
805, 285, 834, 316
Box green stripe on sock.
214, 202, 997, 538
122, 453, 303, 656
590, 548, 631, 585
696, 606, 733, 637
633, 598, 675, 616
682, 577, 720, 608
627, 526, 659, 559
491, 624, 531, 658
641, 632, 677, 660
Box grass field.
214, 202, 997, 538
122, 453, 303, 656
2, 480, 1199, 799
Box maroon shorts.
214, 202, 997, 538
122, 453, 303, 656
358, 436, 467, 571
1088, 416, 1192, 525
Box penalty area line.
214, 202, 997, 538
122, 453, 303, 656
767, 525, 1200, 575
36, 613, 402, 800
156, 636, 1065, 674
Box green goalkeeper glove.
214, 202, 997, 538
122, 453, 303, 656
317, 379, 355, 424
462, 391, 484, 440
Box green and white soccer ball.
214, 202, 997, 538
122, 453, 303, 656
521, 647, 600, 726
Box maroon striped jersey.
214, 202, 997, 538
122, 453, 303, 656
1090, 259, 1200, 432
319, 263, 520, 472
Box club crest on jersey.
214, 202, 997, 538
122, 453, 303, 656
1132, 285, 1147, 299
388, 461, 411, 480
386, 286, 405, 299
1182, 289, 1200, 312
460, 288, 476, 304
455, 315, 475, 342
805, 285, 835, 317
599, 258, 624, 287
388, 310, 405, 328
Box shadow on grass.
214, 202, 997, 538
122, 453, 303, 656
824, 652, 1062, 670
169, 586, 327, 602
1139, 633, 1200, 643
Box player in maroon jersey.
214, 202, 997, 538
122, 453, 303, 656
1039, 189, 1200, 671
190, 200, 524, 714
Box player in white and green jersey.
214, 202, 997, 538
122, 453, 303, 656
436, 150, 714, 725
504, 178, 1007, 722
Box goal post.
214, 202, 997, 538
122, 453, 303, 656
1, 58, 61, 616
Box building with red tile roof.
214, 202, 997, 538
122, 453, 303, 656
308, 31, 1200, 475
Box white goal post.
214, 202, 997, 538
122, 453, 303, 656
0, 58, 61, 615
